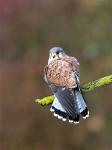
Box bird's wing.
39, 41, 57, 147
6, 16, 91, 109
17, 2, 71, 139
63, 55, 80, 66
62, 54, 81, 88
62, 55, 80, 76
44, 65, 52, 85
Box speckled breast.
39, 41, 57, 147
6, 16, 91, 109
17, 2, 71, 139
47, 59, 77, 88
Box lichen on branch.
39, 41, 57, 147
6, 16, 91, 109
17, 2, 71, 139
35, 75, 112, 106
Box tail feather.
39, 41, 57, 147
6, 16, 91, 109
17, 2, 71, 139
81, 107, 89, 119
75, 90, 89, 119
50, 97, 67, 121
50, 88, 89, 124
51, 97, 79, 123
68, 114, 80, 124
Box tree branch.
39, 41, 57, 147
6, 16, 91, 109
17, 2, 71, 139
35, 75, 112, 106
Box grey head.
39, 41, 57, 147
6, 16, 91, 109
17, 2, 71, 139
49, 47, 65, 55
48, 47, 65, 64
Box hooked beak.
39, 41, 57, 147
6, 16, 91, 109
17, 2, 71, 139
48, 52, 59, 64
50, 52, 58, 59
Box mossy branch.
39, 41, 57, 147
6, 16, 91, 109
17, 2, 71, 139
35, 75, 112, 106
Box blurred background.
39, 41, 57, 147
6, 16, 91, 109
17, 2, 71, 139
0, 0, 112, 150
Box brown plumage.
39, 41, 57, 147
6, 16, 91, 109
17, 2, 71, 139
44, 54, 80, 88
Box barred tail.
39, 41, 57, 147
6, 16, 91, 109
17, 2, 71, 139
50, 96, 80, 124
50, 88, 89, 124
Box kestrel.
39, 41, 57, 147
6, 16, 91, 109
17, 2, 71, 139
44, 47, 89, 124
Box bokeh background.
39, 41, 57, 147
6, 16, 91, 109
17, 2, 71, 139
0, 0, 112, 150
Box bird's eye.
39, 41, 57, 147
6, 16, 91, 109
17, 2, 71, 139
53, 56, 55, 58
56, 52, 59, 55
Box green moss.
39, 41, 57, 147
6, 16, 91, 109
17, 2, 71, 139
35, 95, 54, 106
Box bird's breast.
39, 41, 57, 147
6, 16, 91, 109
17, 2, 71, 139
46, 60, 77, 88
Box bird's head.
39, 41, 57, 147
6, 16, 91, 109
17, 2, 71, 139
48, 47, 65, 64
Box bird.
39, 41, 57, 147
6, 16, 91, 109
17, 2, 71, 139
44, 47, 89, 124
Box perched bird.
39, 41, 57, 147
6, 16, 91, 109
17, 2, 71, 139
44, 47, 89, 124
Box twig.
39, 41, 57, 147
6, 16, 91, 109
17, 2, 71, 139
35, 75, 112, 106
